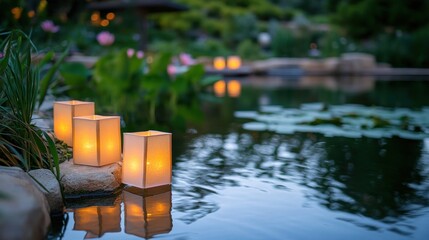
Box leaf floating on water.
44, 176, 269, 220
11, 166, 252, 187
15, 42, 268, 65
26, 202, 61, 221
243, 122, 267, 131
260, 105, 283, 113
234, 111, 259, 119
300, 102, 325, 111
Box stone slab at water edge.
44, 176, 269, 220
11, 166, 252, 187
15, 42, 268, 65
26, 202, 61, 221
0, 167, 51, 240
60, 160, 122, 196
28, 169, 64, 214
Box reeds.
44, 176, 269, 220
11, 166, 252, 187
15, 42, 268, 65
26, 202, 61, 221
0, 30, 60, 180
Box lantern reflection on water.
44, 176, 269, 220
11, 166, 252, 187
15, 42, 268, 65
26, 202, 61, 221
214, 80, 241, 98
227, 80, 241, 98
124, 188, 172, 238
73, 204, 121, 238
213, 80, 226, 97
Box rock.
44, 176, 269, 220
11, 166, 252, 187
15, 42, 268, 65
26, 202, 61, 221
31, 113, 52, 130
60, 160, 121, 196
0, 166, 51, 240
339, 53, 376, 74
29, 169, 64, 214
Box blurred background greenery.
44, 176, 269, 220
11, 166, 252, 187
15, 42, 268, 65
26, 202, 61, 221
1, 0, 428, 67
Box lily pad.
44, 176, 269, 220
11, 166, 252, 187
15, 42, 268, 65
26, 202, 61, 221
235, 111, 259, 119
243, 122, 267, 131
237, 103, 429, 140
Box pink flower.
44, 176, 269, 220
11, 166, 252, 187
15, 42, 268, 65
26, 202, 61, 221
179, 53, 195, 66
167, 65, 177, 75
41, 20, 59, 33
127, 48, 135, 58
136, 50, 144, 59
97, 31, 115, 46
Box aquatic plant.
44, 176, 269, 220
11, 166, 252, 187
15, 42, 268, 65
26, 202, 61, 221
60, 50, 220, 130
0, 30, 60, 180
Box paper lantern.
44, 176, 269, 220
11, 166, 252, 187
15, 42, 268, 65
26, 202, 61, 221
227, 56, 241, 70
73, 204, 121, 238
122, 131, 172, 189
213, 57, 226, 70
227, 80, 241, 98
213, 80, 226, 97
124, 188, 172, 238
73, 115, 121, 166
54, 100, 94, 146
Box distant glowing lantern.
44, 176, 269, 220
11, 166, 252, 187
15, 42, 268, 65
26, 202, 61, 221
11, 7, 22, 20
73, 204, 121, 238
27, 10, 35, 18
100, 19, 109, 27
54, 100, 94, 146
124, 188, 172, 238
213, 80, 226, 97
213, 57, 226, 70
227, 80, 241, 98
73, 115, 121, 166
106, 12, 115, 20
122, 131, 172, 189
91, 12, 100, 22
227, 56, 241, 70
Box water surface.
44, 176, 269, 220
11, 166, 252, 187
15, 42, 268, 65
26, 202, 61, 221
56, 76, 429, 239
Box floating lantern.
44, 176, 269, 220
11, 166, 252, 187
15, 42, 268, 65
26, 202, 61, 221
54, 100, 94, 146
227, 56, 241, 70
122, 131, 172, 189
227, 80, 241, 98
124, 189, 172, 238
213, 57, 226, 70
213, 80, 226, 97
73, 115, 121, 166
73, 204, 121, 238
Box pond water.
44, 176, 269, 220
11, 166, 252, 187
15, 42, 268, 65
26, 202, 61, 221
55, 76, 429, 239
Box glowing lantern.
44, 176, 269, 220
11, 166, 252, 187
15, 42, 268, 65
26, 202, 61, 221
124, 188, 172, 238
73, 115, 121, 166
73, 204, 121, 238
213, 57, 226, 70
122, 131, 172, 189
213, 80, 226, 97
54, 100, 94, 146
227, 56, 241, 70
227, 80, 241, 98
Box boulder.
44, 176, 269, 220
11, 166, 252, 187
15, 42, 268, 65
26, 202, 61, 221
0, 166, 51, 240
338, 53, 376, 74
60, 160, 122, 196
29, 169, 64, 214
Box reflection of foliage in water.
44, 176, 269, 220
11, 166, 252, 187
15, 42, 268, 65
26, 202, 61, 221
173, 130, 429, 234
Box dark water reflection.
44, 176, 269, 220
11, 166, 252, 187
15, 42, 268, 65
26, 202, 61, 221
59, 77, 429, 239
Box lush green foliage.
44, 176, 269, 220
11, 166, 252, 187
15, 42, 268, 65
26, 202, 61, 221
150, 0, 295, 56
0, 30, 60, 180
60, 50, 220, 131
332, 0, 429, 39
